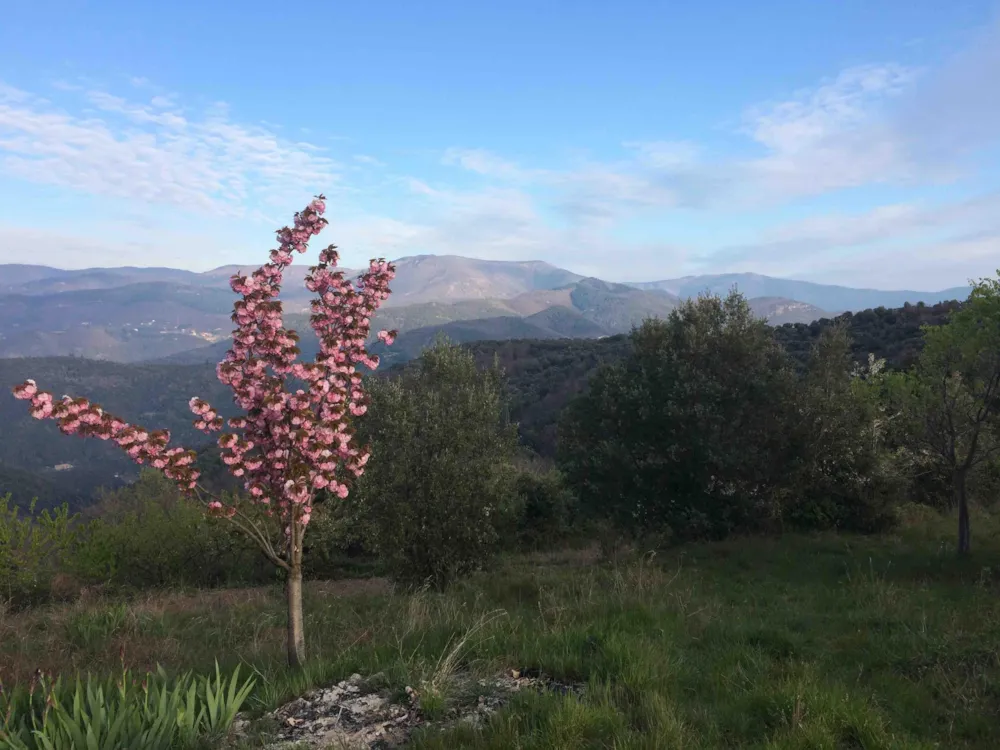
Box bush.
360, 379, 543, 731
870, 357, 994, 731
2, 469, 372, 606
782, 327, 903, 533
297, 502, 378, 580
350, 339, 519, 588
71, 471, 274, 590
0, 495, 76, 609
510, 468, 578, 551
558, 293, 797, 542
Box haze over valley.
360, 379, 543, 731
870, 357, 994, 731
0, 256, 971, 363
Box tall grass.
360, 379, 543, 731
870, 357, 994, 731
2, 510, 999, 747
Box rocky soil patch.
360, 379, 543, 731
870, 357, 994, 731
235, 669, 584, 749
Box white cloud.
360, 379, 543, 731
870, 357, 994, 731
329, 179, 687, 276
801, 231, 1000, 289
552, 165, 686, 223
739, 63, 922, 200
352, 154, 384, 167
436, 61, 948, 223
0, 82, 340, 217
0, 221, 252, 270
623, 140, 700, 169
442, 147, 540, 180
684, 22, 998, 206
697, 192, 1000, 282
428, 24, 1000, 285
745, 64, 914, 154
894, 18, 1000, 165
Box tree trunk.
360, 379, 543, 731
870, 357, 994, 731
955, 469, 971, 555
286, 564, 305, 668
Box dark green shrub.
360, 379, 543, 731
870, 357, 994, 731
558, 293, 797, 542
782, 327, 903, 533
350, 339, 519, 588
510, 468, 577, 550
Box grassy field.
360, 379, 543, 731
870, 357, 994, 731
3, 507, 1000, 748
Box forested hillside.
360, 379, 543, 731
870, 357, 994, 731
774, 300, 962, 370
0, 358, 230, 508
1, 298, 965, 506
461, 299, 964, 456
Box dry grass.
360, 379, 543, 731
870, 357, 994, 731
0, 577, 390, 684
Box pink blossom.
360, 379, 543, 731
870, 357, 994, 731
9, 194, 394, 552
12, 380, 38, 400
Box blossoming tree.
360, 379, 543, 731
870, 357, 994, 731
11, 196, 396, 667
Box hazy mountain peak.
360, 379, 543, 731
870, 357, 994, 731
376, 255, 583, 307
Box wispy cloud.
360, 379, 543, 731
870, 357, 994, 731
0, 220, 249, 270
623, 140, 700, 169
798, 230, 1000, 289
439, 24, 998, 214
0, 82, 340, 216
541, 62, 930, 213
701, 192, 1000, 276
442, 147, 543, 181
352, 154, 385, 167
330, 178, 688, 276
893, 17, 1000, 163
427, 24, 1000, 284
739, 63, 921, 200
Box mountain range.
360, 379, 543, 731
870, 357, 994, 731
0, 256, 971, 363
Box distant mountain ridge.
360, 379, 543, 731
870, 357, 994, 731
0, 256, 971, 363
628, 272, 972, 313
3, 258, 969, 310
157, 277, 682, 365
1, 265, 212, 294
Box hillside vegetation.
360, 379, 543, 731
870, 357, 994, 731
774, 300, 962, 371
0, 299, 966, 503
0, 358, 229, 507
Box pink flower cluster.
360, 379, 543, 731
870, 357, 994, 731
10, 381, 199, 489
190, 196, 395, 527
11, 195, 396, 533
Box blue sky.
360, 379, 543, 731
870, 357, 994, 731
0, 1, 998, 289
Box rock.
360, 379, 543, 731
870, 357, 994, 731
231, 669, 585, 749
